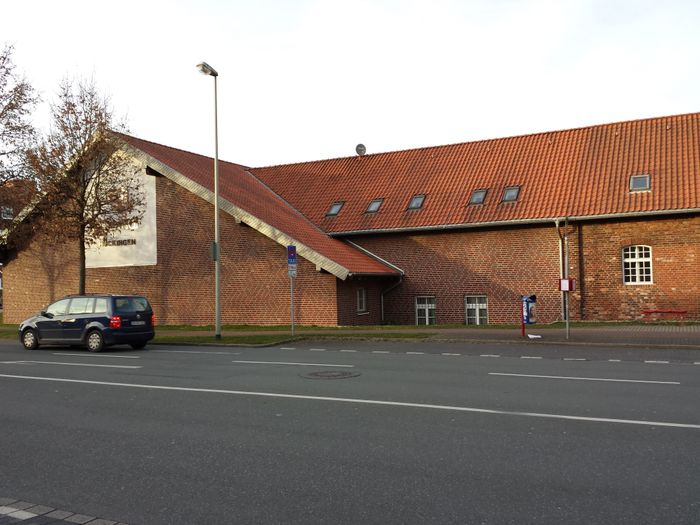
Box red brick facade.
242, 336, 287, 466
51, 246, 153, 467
4, 175, 339, 326
4, 164, 699, 327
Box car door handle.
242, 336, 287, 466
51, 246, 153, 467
63, 319, 76, 323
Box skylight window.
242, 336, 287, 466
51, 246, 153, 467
502, 186, 520, 203
326, 201, 344, 216
469, 189, 488, 205
366, 198, 384, 213
407, 194, 425, 210
630, 174, 651, 192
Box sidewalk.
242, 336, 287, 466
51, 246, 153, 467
159, 323, 700, 349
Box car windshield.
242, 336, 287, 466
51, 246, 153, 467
114, 296, 150, 314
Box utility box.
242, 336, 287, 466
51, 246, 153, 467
521, 295, 537, 324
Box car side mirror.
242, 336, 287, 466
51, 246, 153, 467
41, 311, 53, 319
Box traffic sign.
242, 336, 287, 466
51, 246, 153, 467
287, 245, 297, 265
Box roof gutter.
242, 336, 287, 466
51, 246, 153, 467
329, 208, 700, 237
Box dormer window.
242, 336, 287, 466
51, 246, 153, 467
326, 201, 344, 217
502, 186, 520, 203
407, 194, 425, 210
1, 206, 13, 220
630, 174, 650, 192
469, 189, 488, 205
366, 198, 384, 213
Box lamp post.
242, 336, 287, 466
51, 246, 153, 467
196, 61, 221, 340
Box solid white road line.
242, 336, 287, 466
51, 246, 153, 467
0, 373, 697, 429
53, 353, 140, 359
489, 372, 679, 385
232, 360, 354, 368
153, 350, 240, 355
0, 361, 142, 369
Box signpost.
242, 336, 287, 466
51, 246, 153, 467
287, 246, 297, 335
559, 278, 576, 340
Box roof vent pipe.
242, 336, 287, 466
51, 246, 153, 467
355, 144, 366, 156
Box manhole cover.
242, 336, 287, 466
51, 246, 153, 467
301, 370, 361, 380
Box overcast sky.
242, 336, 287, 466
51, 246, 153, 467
4, 0, 700, 167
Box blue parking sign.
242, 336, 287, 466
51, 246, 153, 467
287, 245, 297, 265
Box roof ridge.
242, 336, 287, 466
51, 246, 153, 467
113, 131, 250, 170
250, 111, 700, 171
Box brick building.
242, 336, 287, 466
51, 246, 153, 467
2, 112, 699, 325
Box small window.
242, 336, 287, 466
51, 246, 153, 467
415, 296, 436, 325
68, 297, 94, 315
366, 198, 384, 213
630, 174, 650, 192
407, 194, 425, 210
465, 295, 488, 325
45, 299, 70, 317
115, 296, 150, 313
326, 201, 344, 217
502, 186, 520, 202
94, 298, 108, 314
622, 245, 653, 284
1, 207, 13, 220
469, 189, 488, 205
357, 288, 367, 313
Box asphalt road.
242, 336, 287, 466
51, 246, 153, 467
0, 339, 698, 524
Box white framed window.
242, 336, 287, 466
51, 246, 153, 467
502, 186, 520, 202
1, 207, 13, 220
366, 198, 384, 213
407, 194, 426, 210
622, 245, 653, 284
469, 189, 487, 205
630, 174, 651, 192
357, 288, 367, 313
465, 295, 488, 325
326, 201, 344, 216
415, 296, 436, 325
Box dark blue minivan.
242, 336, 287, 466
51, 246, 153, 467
19, 294, 155, 352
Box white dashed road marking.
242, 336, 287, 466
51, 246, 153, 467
279, 347, 296, 350
644, 360, 670, 364
309, 348, 326, 352
520, 356, 542, 359
442, 353, 461, 356
153, 350, 240, 355
372, 351, 390, 354
480, 354, 500, 358
489, 372, 680, 385
563, 358, 587, 361
406, 352, 425, 355
233, 360, 354, 368
53, 352, 141, 359
0, 360, 142, 369
340, 349, 357, 353
1, 373, 697, 429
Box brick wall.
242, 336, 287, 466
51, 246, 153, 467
4, 175, 339, 326
351, 224, 565, 325
581, 215, 700, 320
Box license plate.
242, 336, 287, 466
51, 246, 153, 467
132, 320, 146, 326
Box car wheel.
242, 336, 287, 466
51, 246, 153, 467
86, 330, 104, 352
130, 341, 148, 350
22, 328, 39, 350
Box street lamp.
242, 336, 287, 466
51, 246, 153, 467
196, 61, 221, 340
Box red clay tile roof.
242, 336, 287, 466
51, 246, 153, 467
250, 112, 700, 234
118, 134, 400, 278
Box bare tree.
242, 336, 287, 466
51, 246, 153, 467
26, 79, 144, 294
0, 44, 38, 182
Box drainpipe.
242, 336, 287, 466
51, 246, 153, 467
380, 276, 403, 324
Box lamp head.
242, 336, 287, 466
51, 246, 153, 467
196, 62, 218, 77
